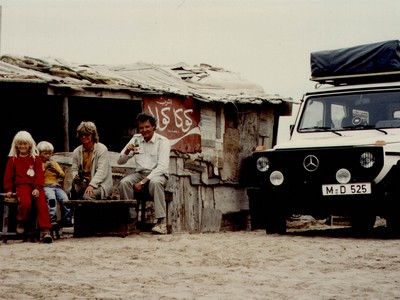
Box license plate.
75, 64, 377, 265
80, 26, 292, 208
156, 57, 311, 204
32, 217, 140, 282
322, 183, 371, 196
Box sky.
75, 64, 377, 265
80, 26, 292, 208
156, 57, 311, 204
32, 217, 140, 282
0, 0, 399, 104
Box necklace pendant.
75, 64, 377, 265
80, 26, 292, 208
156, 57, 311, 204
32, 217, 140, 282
27, 165, 35, 177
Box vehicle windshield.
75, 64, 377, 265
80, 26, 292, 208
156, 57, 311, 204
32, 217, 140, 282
298, 91, 400, 132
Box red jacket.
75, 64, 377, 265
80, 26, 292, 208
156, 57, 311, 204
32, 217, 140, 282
3, 155, 45, 193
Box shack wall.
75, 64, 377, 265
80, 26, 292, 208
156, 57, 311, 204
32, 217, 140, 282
53, 101, 279, 233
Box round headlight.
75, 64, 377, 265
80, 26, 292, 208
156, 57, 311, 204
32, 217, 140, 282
336, 168, 351, 184
256, 157, 270, 172
360, 152, 375, 168
270, 170, 284, 186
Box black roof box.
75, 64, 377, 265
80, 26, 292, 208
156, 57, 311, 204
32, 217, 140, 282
310, 40, 400, 85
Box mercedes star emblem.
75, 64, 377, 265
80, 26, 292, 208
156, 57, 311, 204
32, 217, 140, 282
303, 155, 319, 172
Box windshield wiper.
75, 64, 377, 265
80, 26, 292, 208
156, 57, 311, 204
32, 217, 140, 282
300, 126, 342, 136
342, 124, 387, 134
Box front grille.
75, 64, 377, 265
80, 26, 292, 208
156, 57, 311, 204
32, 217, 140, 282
249, 146, 384, 187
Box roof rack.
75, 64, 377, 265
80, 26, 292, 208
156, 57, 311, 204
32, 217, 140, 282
310, 71, 400, 86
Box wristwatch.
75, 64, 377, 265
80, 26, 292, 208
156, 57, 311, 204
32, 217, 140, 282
140, 181, 145, 186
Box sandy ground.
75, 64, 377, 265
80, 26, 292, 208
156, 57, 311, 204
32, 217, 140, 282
1, 218, 400, 300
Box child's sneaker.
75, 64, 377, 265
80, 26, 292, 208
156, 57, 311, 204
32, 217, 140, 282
41, 229, 53, 244
16, 222, 25, 234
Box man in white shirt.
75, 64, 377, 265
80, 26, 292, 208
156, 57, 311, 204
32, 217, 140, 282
117, 112, 171, 234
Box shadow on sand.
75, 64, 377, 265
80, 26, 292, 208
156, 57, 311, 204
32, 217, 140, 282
286, 225, 399, 240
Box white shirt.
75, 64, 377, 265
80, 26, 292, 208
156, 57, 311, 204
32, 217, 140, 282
117, 132, 170, 180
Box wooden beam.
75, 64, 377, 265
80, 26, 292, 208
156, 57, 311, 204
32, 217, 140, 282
62, 96, 69, 152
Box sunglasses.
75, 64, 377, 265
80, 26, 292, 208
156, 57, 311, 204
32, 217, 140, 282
79, 133, 91, 138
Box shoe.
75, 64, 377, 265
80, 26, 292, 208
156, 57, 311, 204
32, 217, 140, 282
42, 230, 53, 244
151, 223, 167, 234
151, 218, 167, 234
16, 222, 25, 234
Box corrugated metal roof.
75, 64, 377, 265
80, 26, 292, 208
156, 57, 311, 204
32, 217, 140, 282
0, 55, 292, 104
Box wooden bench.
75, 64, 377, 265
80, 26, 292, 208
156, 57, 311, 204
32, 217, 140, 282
0, 193, 38, 243
64, 199, 137, 237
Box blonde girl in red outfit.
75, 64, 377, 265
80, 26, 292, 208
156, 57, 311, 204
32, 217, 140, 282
3, 131, 53, 243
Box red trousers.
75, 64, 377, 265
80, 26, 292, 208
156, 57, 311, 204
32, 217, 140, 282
16, 184, 52, 230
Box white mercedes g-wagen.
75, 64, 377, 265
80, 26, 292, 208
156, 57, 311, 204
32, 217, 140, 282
246, 40, 400, 235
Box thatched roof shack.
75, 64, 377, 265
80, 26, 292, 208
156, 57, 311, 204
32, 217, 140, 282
0, 55, 293, 232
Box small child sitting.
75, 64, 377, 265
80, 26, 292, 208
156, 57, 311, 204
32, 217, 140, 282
37, 141, 72, 227
4, 131, 53, 243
